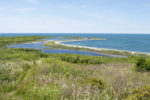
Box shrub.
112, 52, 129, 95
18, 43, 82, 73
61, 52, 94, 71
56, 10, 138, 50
135, 57, 150, 71
128, 85, 150, 100
145, 59, 150, 70
58, 54, 102, 64
84, 78, 105, 91
49, 54, 133, 65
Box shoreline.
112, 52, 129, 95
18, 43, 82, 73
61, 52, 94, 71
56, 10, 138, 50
44, 39, 150, 56
8, 38, 150, 56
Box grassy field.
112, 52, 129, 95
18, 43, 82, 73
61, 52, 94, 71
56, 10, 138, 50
0, 36, 150, 100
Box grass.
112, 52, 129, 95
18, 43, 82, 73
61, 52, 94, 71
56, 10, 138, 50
0, 36, 50, 47
49, 53, 137, 64
0, 36, 150, 100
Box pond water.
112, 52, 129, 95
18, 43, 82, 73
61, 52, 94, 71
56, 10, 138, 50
8, 38, 126, 57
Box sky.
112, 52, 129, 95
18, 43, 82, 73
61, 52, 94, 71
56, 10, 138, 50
0, 0, 150, 33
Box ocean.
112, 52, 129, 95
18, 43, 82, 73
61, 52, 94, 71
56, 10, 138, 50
0, 33, 150, 53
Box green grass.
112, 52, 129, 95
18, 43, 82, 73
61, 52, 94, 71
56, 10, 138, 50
49, 53, 136, 64
0, 47, 149, 100
0, 36, 150, 100
0, 48, 48, 61
0, 36, 50, 47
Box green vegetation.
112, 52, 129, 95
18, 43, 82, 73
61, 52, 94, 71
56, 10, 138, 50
0, 36, 150, 100
0, 36, 50, 47
127, 85, 150, 100
49, 53, 136, 64
84, 78, 105, 90
135, 57, 150, 71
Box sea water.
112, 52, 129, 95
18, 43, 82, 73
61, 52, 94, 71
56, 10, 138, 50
1, 33, 150, 53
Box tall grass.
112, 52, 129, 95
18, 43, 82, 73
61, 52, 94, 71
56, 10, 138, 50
0, 48, 149, 100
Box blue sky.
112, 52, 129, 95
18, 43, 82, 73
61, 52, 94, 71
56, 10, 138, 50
0, 0, 150, 33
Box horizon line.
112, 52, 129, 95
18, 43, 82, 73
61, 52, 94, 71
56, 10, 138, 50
0, 33, 150, 34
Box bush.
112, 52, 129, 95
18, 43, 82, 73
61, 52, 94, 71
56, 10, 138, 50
58, 54, 102, 64
84, 78, 105, 91
128, 85, 150, 100
135, 57, 150, 71
49, 54, 133, 65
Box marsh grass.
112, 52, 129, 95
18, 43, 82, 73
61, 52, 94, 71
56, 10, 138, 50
0, 36, 50, 47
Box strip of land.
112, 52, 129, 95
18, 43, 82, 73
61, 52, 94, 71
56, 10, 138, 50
44, 39, 150, 57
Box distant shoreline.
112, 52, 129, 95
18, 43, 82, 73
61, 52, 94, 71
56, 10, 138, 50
44, 39, 150, 56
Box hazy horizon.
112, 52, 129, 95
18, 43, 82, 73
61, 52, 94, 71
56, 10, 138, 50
1, 33, 150, 34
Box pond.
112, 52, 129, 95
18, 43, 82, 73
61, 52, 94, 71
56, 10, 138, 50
8, 38, 126, 57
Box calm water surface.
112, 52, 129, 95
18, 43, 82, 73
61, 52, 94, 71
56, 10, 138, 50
1, 33, 150, 53
8, 38, 125, 57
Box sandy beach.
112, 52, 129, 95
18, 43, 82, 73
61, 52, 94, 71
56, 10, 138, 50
45, 39, 150, 56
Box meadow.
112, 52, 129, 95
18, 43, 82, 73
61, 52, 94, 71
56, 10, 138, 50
0, 36, 150, 100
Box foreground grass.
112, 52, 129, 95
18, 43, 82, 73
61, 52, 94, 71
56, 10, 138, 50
0, 36, 150, 100
0, 48, 150, 100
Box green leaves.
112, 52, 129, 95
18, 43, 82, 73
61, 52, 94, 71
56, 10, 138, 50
135, 57, 150, 71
